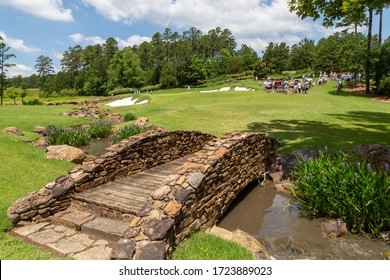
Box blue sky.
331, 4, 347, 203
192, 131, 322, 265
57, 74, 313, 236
0, 0, 389, 77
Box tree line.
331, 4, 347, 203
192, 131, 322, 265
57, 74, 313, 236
2, 24, 390, 100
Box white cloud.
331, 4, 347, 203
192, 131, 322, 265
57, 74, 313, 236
6, 63, 35, 77
0, 0, 73, 21
0, 31, 41, 53
115, 35, 151, 48
69, 33, 106, 45
69, 33, 150, 48
82, 0, 329, 53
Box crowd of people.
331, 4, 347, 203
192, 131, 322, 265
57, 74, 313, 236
258, 71, 362, 95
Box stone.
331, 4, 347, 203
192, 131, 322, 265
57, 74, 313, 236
384, 251, 390, 260
110, 238, 136, 260
135, 117, 149, 127
321, 219, 347, 238
232, 230, 271, 260
31, 137, 49, 148
151, 185, 171, 200
172, 187, 193, 203
186, 172, 205, 189
123, 227, 141, 238
2, 127, 24, 136
143, 218, 174, 241
135, 241, 166, 260
352, 144, 390, 166
31, 125, 47, 135
45, 145, 86, 164
164, 201, 182, 217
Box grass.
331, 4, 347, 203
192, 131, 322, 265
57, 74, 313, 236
171, 231, 253, 260
105, 80, 390, 154
0, 79, 389, 259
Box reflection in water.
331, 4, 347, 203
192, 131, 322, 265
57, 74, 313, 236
217, 182, 389, 260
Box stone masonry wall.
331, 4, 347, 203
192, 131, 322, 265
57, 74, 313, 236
7, 130, 214, 225
110, 132, 278, 260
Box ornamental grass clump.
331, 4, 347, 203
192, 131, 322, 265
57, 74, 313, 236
291, 147, 390, 237
110, 124, 146, 144
46, 125, 91, 147
87, 121, 113, 138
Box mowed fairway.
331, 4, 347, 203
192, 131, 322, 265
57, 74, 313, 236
0, 80, 389, 259
109, 81, 390, 154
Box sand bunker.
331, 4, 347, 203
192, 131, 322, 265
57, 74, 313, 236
200, 87, 254, 93
106, 97, 148, 107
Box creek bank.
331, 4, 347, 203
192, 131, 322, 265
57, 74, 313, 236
266, 144, 390, 245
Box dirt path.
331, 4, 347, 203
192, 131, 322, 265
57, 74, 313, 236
346, 84, 390, 103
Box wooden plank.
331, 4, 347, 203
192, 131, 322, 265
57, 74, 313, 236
75, 191, 144, 213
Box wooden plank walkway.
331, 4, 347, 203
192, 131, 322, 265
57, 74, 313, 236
73, 156, 189, 215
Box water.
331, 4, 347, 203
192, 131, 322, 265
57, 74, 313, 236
84, 138, 112, 156
217, 182, 390, 260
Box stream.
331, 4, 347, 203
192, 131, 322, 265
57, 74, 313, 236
217, 182, 389, 260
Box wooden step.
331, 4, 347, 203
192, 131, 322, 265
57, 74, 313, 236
72, 156, 190, 215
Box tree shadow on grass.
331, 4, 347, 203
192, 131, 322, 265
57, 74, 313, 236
247, 111, 390, 154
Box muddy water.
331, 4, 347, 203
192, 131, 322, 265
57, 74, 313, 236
84, 138, 112, 156
217, 182, 390, 260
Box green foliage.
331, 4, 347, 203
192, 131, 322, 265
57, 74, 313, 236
46, 125, 91, 147
291, 148, 390, 237
110, 124, 146, 144
171, 231, 253, 260
87, 121, 113, 138
378, 75, 390, 95
59, 88, 78, 96
108, 88, 134, 95
22, 99, 44, 105
123, 112, 137, 122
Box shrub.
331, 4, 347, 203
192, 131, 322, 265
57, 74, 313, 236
87, 121, 113, 138
124, 112, 137, 122
379, 75, 390, 95
108, 88, 134, 95
59, 89, 78, 97
46, 125, 91, 147
110, 125, 146, 144
291, 147, 390, 237
23, 99, 44, 105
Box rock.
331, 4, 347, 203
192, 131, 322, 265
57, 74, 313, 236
45, 145, 86, 164
110, 238, 136, 260
135, 117, 149, 127
31, 137, 49, 148
186, 172, 205, 189
383, 251, 390, 260
143, 218, 174, 241
380, 231, 390, 243
352, 144, 390, 166
2, 127, 24, 136
163, 201, 182, 217
321, 219, 347, 238
135, 241, 166, 260
31, 125, 47, 135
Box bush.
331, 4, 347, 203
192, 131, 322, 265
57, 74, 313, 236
123, 112, 137, 122
291, 147, 390, 237
108, 88, 134, 95
59, 89, 78, 97
23, 99, 44, 105
46, 125, 91, 147
87, 121, 113, 138
379, 75, 390, 95
110, 125, 146, 144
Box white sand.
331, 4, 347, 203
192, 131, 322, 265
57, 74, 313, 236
200, 86, 254, 93
106, 97, 149, 107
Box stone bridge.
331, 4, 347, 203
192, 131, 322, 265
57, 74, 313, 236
8, 130, 277, 259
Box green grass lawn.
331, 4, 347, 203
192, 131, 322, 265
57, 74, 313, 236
0, 80, 389, 259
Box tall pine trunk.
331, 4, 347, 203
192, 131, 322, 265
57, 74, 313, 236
379, 9, 382, 47
366, 7, 373, 95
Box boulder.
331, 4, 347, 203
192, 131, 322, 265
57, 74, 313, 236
352, 144, 390, 166
135, 117, 149, 127
31, 125, 47, 136
2, 127, 24, 136
45, 145, 86, 164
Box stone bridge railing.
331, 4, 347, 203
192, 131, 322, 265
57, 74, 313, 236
110, 132, 278, 260
7, 130, 213, 225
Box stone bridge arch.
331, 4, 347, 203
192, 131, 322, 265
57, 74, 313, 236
111, 132, 277, 260
8, 130, 277, 260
